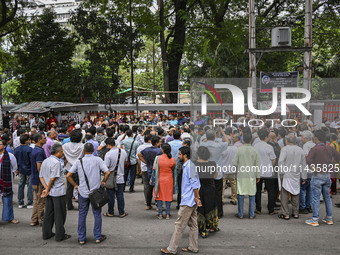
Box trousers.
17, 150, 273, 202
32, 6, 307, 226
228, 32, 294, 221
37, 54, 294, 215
167, 205, 198, 254
42, 195, 67, 241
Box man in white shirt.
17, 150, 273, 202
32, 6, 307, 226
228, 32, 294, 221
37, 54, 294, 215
330, 116, 339, 129
40, 144, 71, 241
278, 134, 307, 219
253, 128, 277, 215
104, 138, 128, 217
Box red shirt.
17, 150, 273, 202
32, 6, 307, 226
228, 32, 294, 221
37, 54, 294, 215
306, 143, 340, 173
47, 118, 58, 129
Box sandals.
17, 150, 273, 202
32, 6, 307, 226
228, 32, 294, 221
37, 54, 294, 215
157, 214, 163, 219
160, 248, 175, 254
10, 219, 19, 224
58, 234, 71, 242
278, 214, 290, 220
103, 212, 114, 217
95, 235, 107, 244
165, 215, 171, 220
30, 222, 38, 226
78, 238, 86, 245
293, 215, 299, 219
182, 247, 199, 253
120, 212, 128, 218
200, 232, 207, 238
209, 228, 220, 233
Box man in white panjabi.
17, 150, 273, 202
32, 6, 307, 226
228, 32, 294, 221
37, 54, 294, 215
278, 134, 307, 220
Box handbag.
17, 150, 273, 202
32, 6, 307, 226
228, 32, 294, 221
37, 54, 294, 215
106, 149, 121, 191
125, 134, 137, 168
80, 158, 109, 209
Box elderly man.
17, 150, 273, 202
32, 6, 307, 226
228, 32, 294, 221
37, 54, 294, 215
201, 128, 229, 217
40, 144, 71, 241
300, 130, 315, 214
43, 131, 57, 158
278, 134, 307, 220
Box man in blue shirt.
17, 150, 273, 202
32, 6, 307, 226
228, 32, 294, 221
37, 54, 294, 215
194, 115, 206, 127
14, 134, 33, 209
169, 115, 178, 126
85, 127, 99, 156
138, 136, 162, 210
30, 132, 47, 226
161, 146, 201, 255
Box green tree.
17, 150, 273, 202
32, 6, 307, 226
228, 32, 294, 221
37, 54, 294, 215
70, 4, 144, 102
13, 8, 76, 103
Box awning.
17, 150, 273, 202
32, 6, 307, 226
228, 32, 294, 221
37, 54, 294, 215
10, 101, 73, 113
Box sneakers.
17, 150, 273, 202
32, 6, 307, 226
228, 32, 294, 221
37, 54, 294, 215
27, 205, 33, 209
18, 205, 24, 209
321, 217, 333, 225
305, 219, 319, 227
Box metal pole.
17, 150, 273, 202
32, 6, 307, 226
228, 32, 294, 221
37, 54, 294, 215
129, 0, 134, 105
249, 0, 257, 107
153, 39, 156, 104
303, 0, 312, 112
0, 75, 3, 129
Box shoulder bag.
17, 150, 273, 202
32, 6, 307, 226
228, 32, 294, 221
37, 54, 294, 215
80, 158, 109, 209
105, 149, 121, 191
125, 134, 137, 168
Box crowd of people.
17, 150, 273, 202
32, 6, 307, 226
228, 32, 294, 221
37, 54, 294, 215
0, 110, 340, 253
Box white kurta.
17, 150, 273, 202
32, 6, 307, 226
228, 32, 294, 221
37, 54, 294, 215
278, 145, 307, 195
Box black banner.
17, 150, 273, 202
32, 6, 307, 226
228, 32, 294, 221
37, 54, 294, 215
260, 71, 299, 92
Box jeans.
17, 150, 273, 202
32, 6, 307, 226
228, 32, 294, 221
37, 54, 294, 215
124, 164, 137, 192
106, 184, 125, 215
157, 200, 171, 215
2, 194, 14, 222
237, 194, 255, 218
78, 194, 102, 242
300, 179, 312, 209
18, 173, 33, 206
311, 175, 332, 220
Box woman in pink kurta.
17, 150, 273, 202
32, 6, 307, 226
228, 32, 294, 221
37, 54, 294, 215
153, 143, 176, 219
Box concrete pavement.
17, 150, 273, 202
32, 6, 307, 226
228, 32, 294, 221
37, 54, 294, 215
1, 179, 340, 255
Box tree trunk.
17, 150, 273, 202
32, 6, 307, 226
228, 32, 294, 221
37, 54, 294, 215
159, 0, 170, 103
168, 0, 187, 103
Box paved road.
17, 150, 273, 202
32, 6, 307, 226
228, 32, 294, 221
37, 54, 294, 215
1, 179, 340, 255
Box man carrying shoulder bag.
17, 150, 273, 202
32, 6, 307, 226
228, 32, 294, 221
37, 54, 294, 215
103, 138, 128, 218
66, 143, 110, 245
